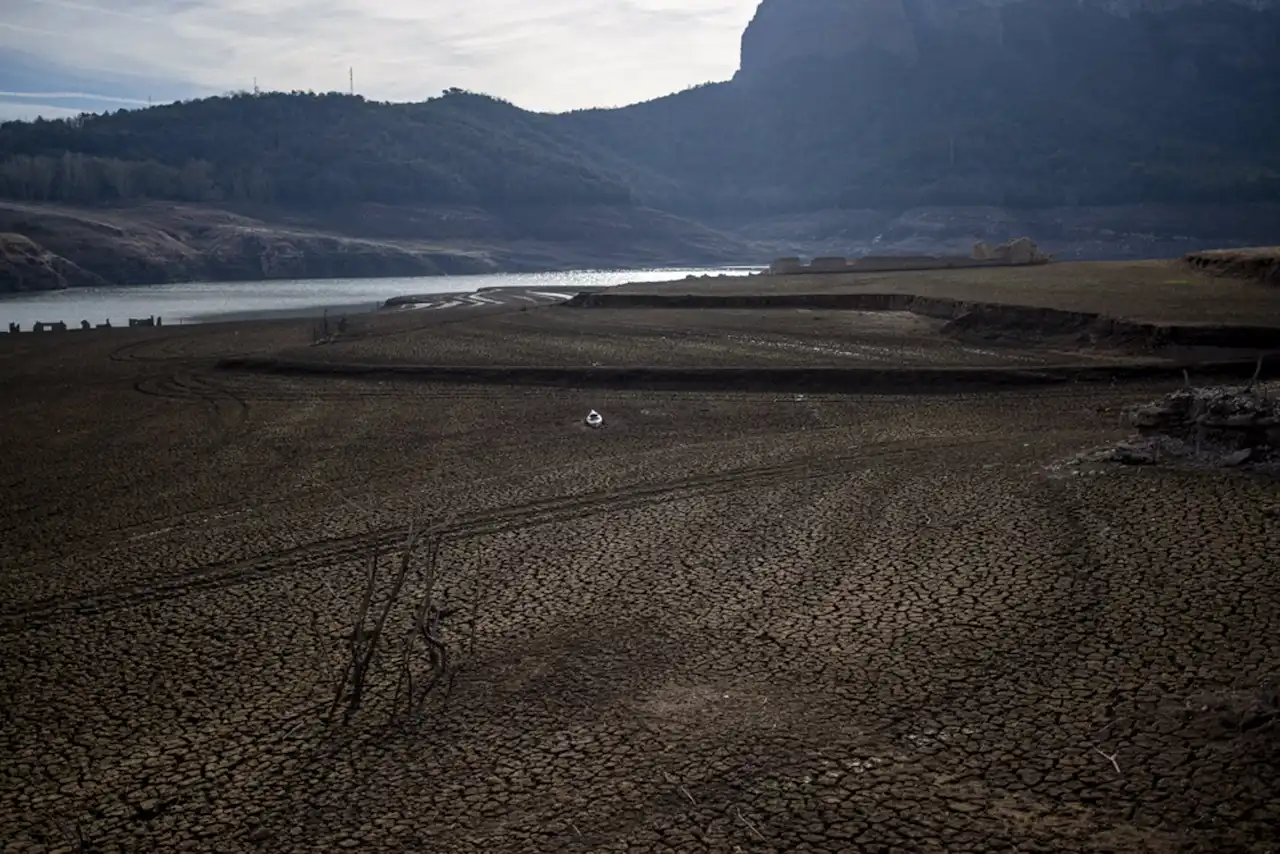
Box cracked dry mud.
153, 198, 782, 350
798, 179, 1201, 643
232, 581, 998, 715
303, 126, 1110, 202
2, 308, 1279, 854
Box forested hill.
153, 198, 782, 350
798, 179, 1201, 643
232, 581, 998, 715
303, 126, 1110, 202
0, 90, 632, 209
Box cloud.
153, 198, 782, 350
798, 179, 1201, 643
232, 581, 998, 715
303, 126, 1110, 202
0, 100, 82, 121
0, 91, 150, 105
1, 0, 760, 112
0, 46, 210, 106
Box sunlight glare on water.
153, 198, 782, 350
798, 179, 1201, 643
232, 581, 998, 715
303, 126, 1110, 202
0, 268, 758, 328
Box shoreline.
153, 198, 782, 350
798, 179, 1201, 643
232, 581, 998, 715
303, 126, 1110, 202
1, 266, 757, 330
190, 300, 389, 324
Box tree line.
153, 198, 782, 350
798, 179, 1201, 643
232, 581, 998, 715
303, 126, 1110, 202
0, 91, 633, 209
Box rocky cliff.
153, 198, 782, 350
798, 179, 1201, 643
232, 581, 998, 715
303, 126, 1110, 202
558, 0, 1280, 217
738, 0, 1280, 79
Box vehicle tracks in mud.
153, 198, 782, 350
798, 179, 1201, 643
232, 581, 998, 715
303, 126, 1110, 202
0, 435, 1000, 633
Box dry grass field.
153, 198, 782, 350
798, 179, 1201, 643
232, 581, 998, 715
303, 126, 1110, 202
2, 264, 1279, 853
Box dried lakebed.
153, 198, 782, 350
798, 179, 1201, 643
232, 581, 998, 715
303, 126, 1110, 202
1, 295, 1278, 854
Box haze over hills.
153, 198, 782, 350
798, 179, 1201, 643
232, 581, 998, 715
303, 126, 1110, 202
2, 0, 1279, 290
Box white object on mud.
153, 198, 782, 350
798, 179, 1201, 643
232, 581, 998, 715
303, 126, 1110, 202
585, 410, 603, 428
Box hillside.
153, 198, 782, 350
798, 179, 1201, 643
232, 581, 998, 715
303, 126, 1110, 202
2, 0, 1280, 290
0, 91, 632, 210
0, 231, 108, 292
0, 200, 750, 289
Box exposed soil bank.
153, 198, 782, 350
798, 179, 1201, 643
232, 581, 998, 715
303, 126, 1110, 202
0, 232, 109, 292
216, 355, 1276, 394
564, 291, 1280, 350
1185, 248, 1280, 285
0, 201, 753, 293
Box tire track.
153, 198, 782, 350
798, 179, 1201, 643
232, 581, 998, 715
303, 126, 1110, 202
110, 336, 213, 364
0, 413, 846, 572
135, 371, 249, 445
0, 436, 1000, 633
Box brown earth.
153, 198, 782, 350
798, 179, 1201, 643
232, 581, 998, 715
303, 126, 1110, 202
2, 273, 1279, 853
626, 261, 1280, 326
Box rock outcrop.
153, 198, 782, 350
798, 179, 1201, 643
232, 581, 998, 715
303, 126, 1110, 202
1080, 383, 1280, 469
1131, 385, 1280, 453
1185, 248, 1280, 285
972, 237, 1051, 264
737, 0, 1280, 80
739, 0, 920, 77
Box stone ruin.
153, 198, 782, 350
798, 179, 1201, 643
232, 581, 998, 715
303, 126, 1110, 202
6, 318, 130, 332
972, 237, 1051, 265
1079, 382, 1280, 470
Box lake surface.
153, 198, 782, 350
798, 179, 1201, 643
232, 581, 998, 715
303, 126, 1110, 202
0, 268, 758, 328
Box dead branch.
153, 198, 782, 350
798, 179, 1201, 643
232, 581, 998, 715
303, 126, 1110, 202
734, 807, 767, 843
409, 533, 448, 716
319, 515, 493, 727
327, 548, 379, 723
1091, 745, 1122, 775
346, 525, 420, 723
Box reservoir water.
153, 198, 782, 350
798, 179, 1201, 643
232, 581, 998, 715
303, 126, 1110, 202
0, 267, 757, 328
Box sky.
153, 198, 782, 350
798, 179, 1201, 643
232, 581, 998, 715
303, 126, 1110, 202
0, 0, 760, 121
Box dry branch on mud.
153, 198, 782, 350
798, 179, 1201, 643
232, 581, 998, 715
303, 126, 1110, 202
328, 523, 481, 726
